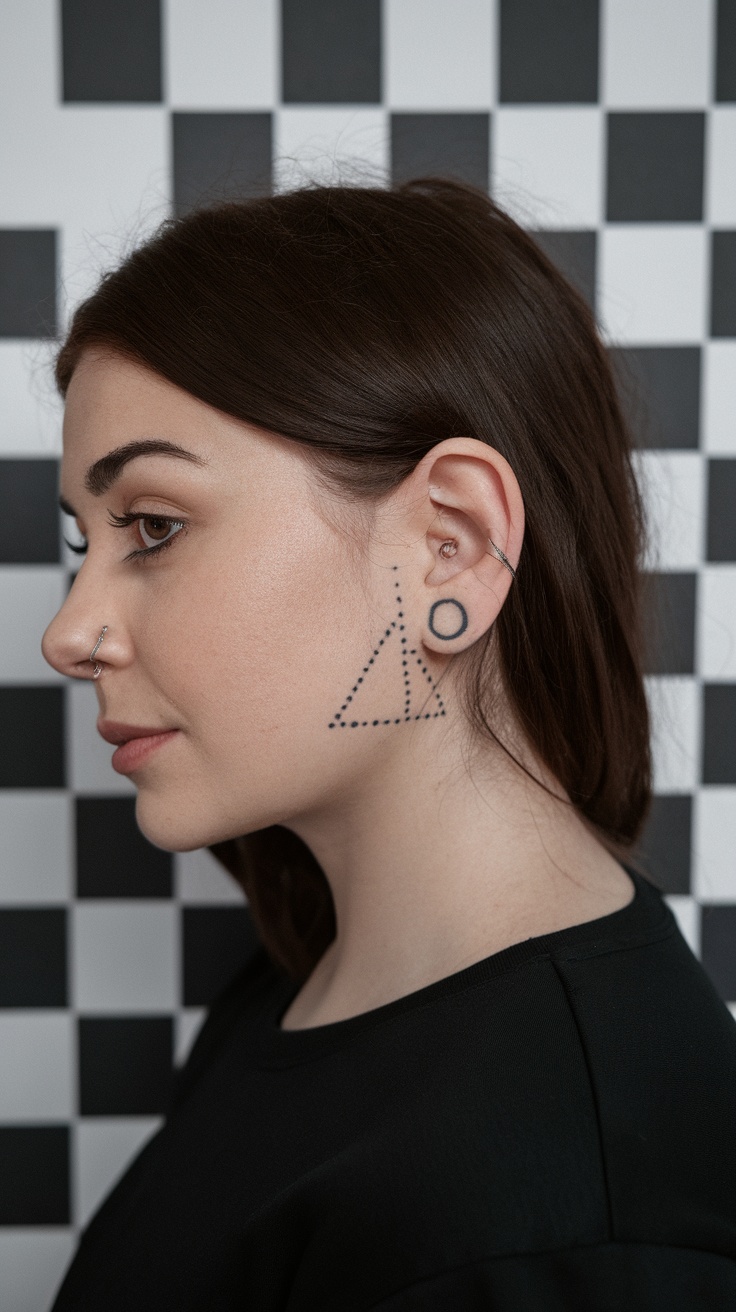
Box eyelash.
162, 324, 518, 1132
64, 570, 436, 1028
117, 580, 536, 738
63, 511, 188, 564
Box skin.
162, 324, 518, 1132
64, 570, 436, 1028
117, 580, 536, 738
43, 349, 634, 1030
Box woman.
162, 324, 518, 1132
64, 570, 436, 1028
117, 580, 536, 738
43, 178, 736, 1309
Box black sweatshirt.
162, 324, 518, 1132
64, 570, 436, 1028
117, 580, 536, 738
51, 864, 736, 1310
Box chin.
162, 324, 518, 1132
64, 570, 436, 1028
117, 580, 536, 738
133, 790, 271, 854
132, 793, 227, 853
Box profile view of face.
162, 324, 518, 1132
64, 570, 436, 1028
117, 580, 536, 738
42, 350, 431, 854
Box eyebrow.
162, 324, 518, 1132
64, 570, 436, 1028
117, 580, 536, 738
85, 438, 208, 495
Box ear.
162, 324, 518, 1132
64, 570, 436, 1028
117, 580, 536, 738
397, 437, 524, 655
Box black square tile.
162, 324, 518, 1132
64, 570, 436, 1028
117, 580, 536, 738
391, 113, 490, 191
76, 797, 173, 897
61, 0, 162, 102
172, 112, 272, 218
631, 795, 692, 895
0, 688, 65, 788
702, 683, 736, 784
609, 346, 701, 450
706, 458, 736, 561
0, 231, 57, 338
0, 908, 67, 1006
78, 1017, 174, 1114
182, 906, 259, 1007
0, 459, 60, 562
700, 904, 736, 1004
710, 231, 736, 336
282, 0, 381, 103
531, 230, 596, 313
606, 113, 705, 222
640, 573, 696, 675
499, 0, 599, 103
0, 1127, 70, 1224
716, 0, 736, 101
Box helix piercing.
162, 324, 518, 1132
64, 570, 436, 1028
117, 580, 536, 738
89, 626, 108, 679
486, 538, 516, 579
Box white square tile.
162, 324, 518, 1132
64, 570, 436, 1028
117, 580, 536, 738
598, 226, 708, 344
645, 674, 701, 792
0, 343, 63, 457
175, 847, 247, 903
76, 1118, 163, 1228
0, 104, 169, 317
493, 107, 603, 228
386, 0, 494, 108
693, 787, 736, 900
697, 566, 736, 679
165, 0, 277, 108
0, 568, 67, 683
175, 1007, 207, 1065
0, 1014, 73, 1119
0, 792, 72, 903
706, 109, 736, 226
55, 109, 170, 321
67, 682, 135, 796
632, 450, 705, 571
274, 108, 388, 192
73, 903, 177, 1011
602, 0, 712, 107
702, 342, 736, 455
0, 0, 57, 121
0, 1230, 76, 1312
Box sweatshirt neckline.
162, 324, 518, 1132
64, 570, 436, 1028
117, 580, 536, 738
248, 864, 673, 1067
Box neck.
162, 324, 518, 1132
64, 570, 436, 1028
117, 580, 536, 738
282, 710, 630, 1029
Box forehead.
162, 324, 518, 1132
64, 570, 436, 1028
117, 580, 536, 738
63, 351, 216, 447
59, 349, 322, 511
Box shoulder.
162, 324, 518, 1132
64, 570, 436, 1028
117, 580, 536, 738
284, 931, 736, 1301
549, 916, 736, 1253
362, 1242, 736, 1311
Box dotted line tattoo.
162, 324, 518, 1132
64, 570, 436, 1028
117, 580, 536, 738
328, 566, 450, 729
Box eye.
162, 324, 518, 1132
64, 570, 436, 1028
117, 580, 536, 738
137, 515, 185, 550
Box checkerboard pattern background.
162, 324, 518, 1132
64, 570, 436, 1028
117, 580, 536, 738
0, 1, 735, 1306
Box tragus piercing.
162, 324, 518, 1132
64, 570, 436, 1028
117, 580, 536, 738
487, 538, 516, 579
89, 626, 108, 679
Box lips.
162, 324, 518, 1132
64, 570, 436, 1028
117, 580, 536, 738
97, 720, 177, 746
96, 721, 181, 775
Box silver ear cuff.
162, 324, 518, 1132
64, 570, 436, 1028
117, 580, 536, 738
89, 626, 108, 678
486, 537, 517, 579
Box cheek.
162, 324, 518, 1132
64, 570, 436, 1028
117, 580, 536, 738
144, 538, 368, 770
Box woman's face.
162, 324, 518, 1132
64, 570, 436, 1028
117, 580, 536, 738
42, 349, 409, 852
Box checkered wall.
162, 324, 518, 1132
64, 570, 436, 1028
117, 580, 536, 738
1, 1, 735, 1307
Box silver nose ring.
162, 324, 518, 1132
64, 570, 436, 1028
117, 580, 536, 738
89, 626, 108, 679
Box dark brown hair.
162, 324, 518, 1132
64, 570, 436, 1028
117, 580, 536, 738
55, 178, 653, 982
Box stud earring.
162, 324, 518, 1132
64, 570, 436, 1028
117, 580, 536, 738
439, 539, 458, 559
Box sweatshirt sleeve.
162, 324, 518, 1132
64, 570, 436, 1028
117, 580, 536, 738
366, 1242, 736, 1311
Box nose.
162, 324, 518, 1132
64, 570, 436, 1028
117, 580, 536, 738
41, 580, 118, 681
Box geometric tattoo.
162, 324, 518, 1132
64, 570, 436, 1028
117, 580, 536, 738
328, 566, 449, 728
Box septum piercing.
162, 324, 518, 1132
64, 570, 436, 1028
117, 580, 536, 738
440, 537, 517, 579
89, 626, 108, 678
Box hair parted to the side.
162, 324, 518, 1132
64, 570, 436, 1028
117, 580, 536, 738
55, 177, 653, 982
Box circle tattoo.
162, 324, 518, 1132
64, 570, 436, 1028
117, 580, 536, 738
428, 598, 468, 641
